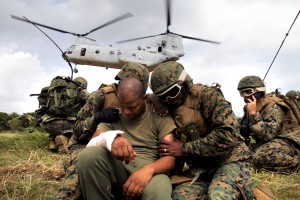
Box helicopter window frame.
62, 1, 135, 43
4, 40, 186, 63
80, 48, 86, 56
67, 45, 76, 54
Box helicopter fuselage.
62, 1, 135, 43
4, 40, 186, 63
63, 35, 185, 71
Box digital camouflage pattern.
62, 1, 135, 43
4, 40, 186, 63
173, 162, 252, 200
252, 138, 300, 174
46, 76, 89, 118
115, 62, 149, 92
55, 146, 84, 200
176, 85, 253, 199
150, 61, 192, 94
237, 75, 265, 90
74, 76, 88, 89
55, 63, 150, 199
240, 93, 300, 173
55, 85, 118, 199
40, 118, 74, 138
150, 61, 253, 199
38, 77, 89, 141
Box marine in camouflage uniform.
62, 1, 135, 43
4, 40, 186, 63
55, 63, 149, 200
150, 61, 253, 200
238, 76, 300, 174
286, 90, 300, 113
40, 76, 89, 153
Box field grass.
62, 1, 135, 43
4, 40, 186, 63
0, 131, 299, 200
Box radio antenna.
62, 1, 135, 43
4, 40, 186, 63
263, 10, 300, 81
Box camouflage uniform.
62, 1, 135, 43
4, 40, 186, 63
150, 61, 253, 200
238, 76, 300, 174
286, 90, 300, 115
40, 77, 89, 150
55, 63, 149, 200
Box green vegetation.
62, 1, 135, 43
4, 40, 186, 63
0, 112, 36, 132
0, 131, 65, 200
0, 131, 299, 199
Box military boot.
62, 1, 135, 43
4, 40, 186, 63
254, 184, 278, 200
48, 138, 57, 152
55, 135, 70, 154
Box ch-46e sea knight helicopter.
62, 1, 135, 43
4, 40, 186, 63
12, 0, 220, 73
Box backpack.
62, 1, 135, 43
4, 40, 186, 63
46, 76, 82, 118
210, 82, 225, 98
269, 88, 300, 125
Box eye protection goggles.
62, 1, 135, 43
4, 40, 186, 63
239, 87, 265, 97
156, 83, 182, 102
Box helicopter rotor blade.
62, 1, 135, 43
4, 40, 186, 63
11, 15, 79, 36
116, 34, 159, 44
174, 33, 221, 44
82, 12, 133, 36
166, 0, 171, 32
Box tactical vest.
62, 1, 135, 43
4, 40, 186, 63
173, 84, 224, 173
100, 83, 120, 109
173, 84, 208, 142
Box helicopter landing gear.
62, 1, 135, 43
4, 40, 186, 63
74, 65, 78, 73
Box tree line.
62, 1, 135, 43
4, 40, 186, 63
0, 112, 37, 132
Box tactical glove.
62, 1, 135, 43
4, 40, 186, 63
94, 107, 120, 124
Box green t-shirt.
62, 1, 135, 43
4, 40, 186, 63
97, 103, 176, 161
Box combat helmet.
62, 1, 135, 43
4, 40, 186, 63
115, 62, 149, 92
286, 90, 298, 100
150, 61, 192, 95
74, 77, 88, 89
237, 75, 266, 97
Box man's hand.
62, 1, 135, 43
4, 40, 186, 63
111, 136, 137, 164
159, 138, 184, 157
151, 96, 168, 116
123, 166, 154, 200
94, 107, 120, 123
246, 95, 257, 114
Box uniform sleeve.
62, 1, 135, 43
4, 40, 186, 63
182, 87, 241, 157
77, 89, 90, 107
249, 103, 285, 143
73, 90, 105, 143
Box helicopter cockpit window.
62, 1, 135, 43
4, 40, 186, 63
95, 49, 100, 54
67, 45, 76, 54
161, 40, 167, 47
80, 48, 86, 56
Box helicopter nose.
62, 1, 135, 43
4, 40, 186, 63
62, 51, 67, 60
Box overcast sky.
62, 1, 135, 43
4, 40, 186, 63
1, 0, 299, 117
